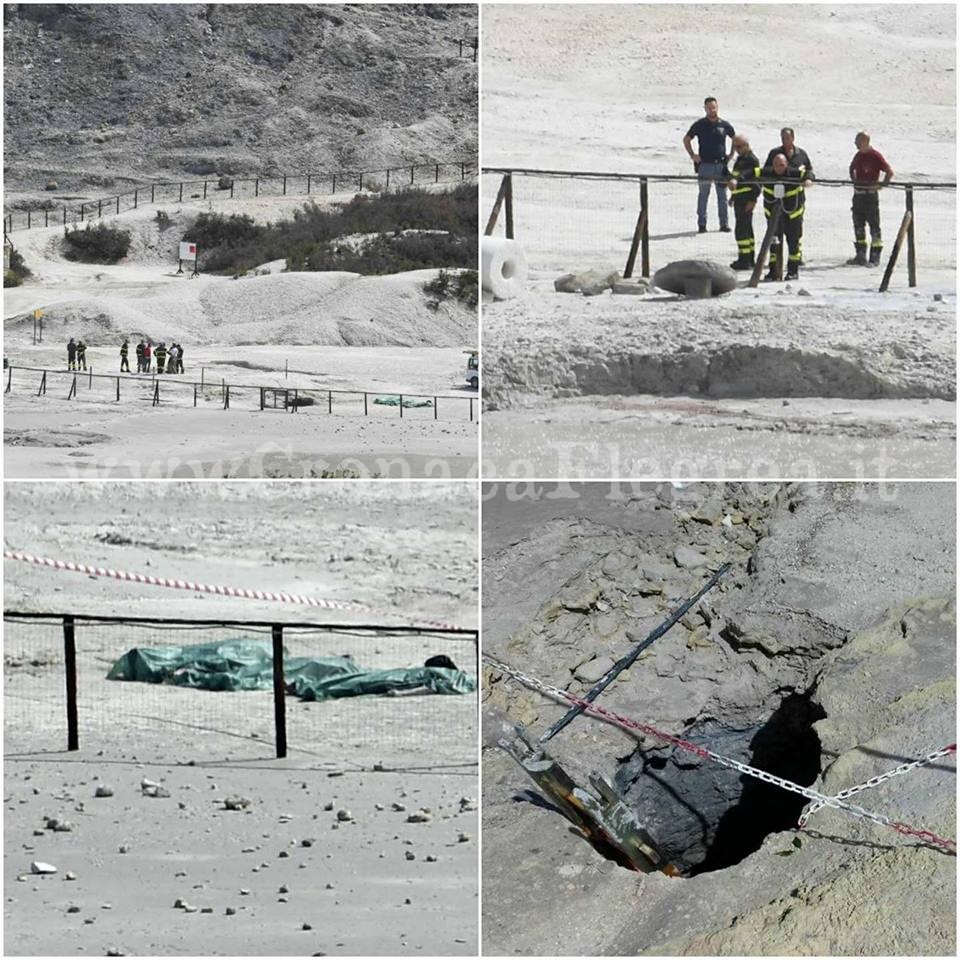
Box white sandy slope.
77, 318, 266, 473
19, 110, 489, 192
3, 191, 479, 476
479, 3, 956, 479
4, 483, 479, 956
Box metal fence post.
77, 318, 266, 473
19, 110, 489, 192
410, 165, 415, 185
5, 364, 11, 393
179, 183, 183, 202
116, 196, 120, 214
469, 397, 474, 422
203, 181, 208, 200
115, 376, 120, 401
328, 390, 332, 414
255, 178, 259, 197
152, 381, 160, 406
386, 169, 391, 190
399, 394, 404, 418
194, 384, 198, 407
504, 173, 514, 239
64, 616, 79, 751
98, 199, 102, 218
282, 175, 287, 196
364, 392, 368, 416
27, 210, 31, 229
307, 174, 312, 194
640, 177, 650, 277
272, 624, 287, 759
433, 396, 437, 419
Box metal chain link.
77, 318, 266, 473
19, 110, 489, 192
484, 653, 956, 853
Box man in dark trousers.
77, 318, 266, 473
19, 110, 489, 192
120, 339, 130, 373
135, 339, 145, 373
761, 153, 810, 282
76, 339, 87, 371
67, 337, 77, 371
683, 97, 735, 233
847, 131, 894, 266
764, 129, 814, 264
726, 135, 761, 270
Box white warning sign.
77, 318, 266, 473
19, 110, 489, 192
179, 242, 198, 261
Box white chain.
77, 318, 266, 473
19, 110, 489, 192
484, 653, 956, 851
799, 744, 957, 827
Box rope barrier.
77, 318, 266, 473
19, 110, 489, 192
484, 653, 956, 854
4, 550, 464, 633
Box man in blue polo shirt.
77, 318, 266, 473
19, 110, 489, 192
683, 97, 735, 233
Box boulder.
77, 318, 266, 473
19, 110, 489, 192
554, 269, 620, 296
652, 260, 737, 298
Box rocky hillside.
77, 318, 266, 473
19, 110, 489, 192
3, 3, 477, 201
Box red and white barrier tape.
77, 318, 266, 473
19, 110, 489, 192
484, 654, 956, 854
4, 550, 462, 632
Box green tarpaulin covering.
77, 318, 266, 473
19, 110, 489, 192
107, 640, 476, 699
373, 395, 433, 408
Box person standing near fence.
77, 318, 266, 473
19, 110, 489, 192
175, 343, 185, 374
66, 337, 77, 371
120, 338, 130, 373
847, 131, 894, 266
135, 339, 145, 373
76, 339, 87, 371
726, 136, 761, 270
682, 97, 735, 233
764, 128, 814, 261
155, 342, 167, 374
761, 153, 809, 282
143, 340, 152, 373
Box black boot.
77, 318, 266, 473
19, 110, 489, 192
785, 264, 799, 281
846, 245, 868, 266
868, 246, 882, 267
729, 256, 751, 271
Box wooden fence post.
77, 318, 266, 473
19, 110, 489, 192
640, 178, 650, 277
115, 376, 120, 401
364, 392, 368, 416
179, 183, 183, 202
116, 196, 120, 214
255, 178, 259, 197
624, 203, 648, 280
905, 187, 916, 288
5, 364, 11, 393
879, 210, 913, 293
38, 370, 46, 396
748, 204, 783, 288
469, 397, 474, 422
410, 165, 415, 185
67, 375, 77, 400
484, 174, 509, 236
194, 384, 198, 407
152, 381, 160, 406
328, 390, 332, 414
282, 175, 287, 196
272, 624, 287, 759
64, 616, 79, 751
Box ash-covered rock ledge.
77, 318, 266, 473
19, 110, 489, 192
482, 482, 955, 956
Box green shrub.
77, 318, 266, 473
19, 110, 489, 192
424, 268, 478, 307
8, 247, 31, 280
189, 184, 477, 276
64, 222, 132, 263
4, 268, 22, 287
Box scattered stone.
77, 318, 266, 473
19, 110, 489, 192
300, 839, 314, 848
323, 801, 334, 811
325, 882, 334, 889
118, 844, 130, 854
554, 269, 620, 296
574, 656, 615, 684
405, 851, 416, 861
612, 278, 650, 296
183, 905, 198, 913
674, 546, 708, 569
201, 907, 213, 914
458, 797, 476, 812
239, 889, 250, 896
223, 796, 251, 811
67, 905, 80, 913
406, 810, 432, 823
302, 922, 313, 931
278, 850, 290, 858
106, 949, 124, 957
45, 180, 59, 191
174, 898, 187, 908
336, 809, 353, 822
217, 175, 234, 190
425, 855, 438, 862
279, 884, 289, 894
31, 861, 57, 874
653, 259, 736, 297
64, 871, 77, 881
457, 833, 471, 843
375, 803, 385, 811
94, 785, 114, 798
933, 292, 944, 301
225, 907, 237, 916
404, 897, 412, 905
797, 288, 812, 297
391, 802, 406, 812
33, 830, 44, 837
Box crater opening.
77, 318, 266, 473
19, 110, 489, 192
614, 691, 826, 876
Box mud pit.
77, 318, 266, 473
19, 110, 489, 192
482, 482, 955, 955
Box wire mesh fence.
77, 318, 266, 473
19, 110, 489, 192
4, 366, 478, 424
482, 169, 956, 278
3, 158, 479, 235
3, 614, 478, 770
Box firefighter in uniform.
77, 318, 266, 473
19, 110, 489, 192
120, 338, 130, 373
725, 136, 761, 270
761, 153, 810, 282
848, 131, 894, 266
154, 342, 167, 374
135, 339, 145, 373
76, 339, 87, 371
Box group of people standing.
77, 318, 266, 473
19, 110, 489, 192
65, 338, 87, 371
120, 339, 185, 374
683, 96, 894, 280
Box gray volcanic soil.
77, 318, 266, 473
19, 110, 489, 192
3, 3, 477, 201
4, 482, 479, 956
482, 481, 955, 955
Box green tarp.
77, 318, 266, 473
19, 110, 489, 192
106, 640, 475, 699
373, 395, 433, 408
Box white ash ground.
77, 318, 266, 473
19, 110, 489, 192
480, 3, 956, 478
4, 192, 479, 478
481, 482, 955, 956
4, 482, 479, 956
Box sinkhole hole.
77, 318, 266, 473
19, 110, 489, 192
614, 691, 826, 876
